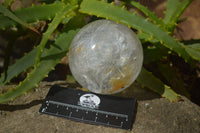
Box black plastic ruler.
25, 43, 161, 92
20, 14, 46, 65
39, 85, 137, 130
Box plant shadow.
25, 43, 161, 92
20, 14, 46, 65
0, 99, 43, 112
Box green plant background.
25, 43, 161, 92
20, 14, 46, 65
0, 0, 199, 103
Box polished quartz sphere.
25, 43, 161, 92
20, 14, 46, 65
68, 20, 143, 94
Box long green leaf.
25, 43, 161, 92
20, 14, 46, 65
0, 45, 37, 85
137, 32, 169, 64
130, 1, 164, 26
136, 67, 180, 102
0, 2, 64, 29
164, 0, 193, 32
79, 0, 191, 63
164, 0, 180, 24
185, 43, 200, 61
143, 45, 169, 64
0, 4, 37, 33
158, 63, 190, 98
0, 30, 78, 103
35, 4, 78, 64
0, 10, 75, 85
170, 0, 193, 23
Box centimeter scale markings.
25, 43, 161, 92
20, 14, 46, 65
39, 85, 137, 130
41, 100, 128, 128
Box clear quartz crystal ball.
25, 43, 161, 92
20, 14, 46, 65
69, 20, 143, 94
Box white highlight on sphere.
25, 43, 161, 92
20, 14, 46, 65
69, 20, 143, 94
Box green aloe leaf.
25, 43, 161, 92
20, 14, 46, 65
164, 0, 193, 32
143, 44, 169, 64
0, 4, 38, 33
136, 67, 180, 102
79, 0, 191, 63
130, 1, 164, 27
0, 2, 64, 29
185, 43, 200, 61
0, 46, 37, 85
158, 63, 190, 98
0, 5, 76, 85
164, 0, 180, 24
35, 4, 78, 64
0, 29, 79, 103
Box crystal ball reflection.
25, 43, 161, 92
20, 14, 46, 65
69, 20, 143, 94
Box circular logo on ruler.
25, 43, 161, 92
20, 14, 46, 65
79, 94, 100, 109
